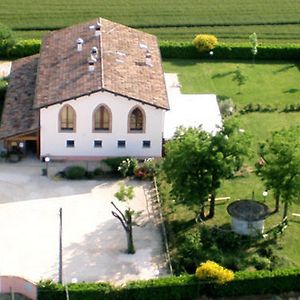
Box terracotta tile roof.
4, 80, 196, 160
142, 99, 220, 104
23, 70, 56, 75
0, 55, 39, 139
34, 18, 169, 110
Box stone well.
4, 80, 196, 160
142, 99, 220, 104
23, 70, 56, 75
227, 199, 269, 236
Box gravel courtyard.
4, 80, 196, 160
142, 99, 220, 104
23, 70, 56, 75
0, 159, 167, 285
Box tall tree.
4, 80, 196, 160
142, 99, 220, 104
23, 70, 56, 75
256, 127, 300, 220
111, 183, 138, 254
163, 119, 250, 220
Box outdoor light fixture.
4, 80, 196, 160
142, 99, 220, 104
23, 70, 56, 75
44, 156, 51, 176
262, 190, 268, 202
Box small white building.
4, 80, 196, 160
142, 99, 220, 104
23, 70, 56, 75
0, 18, 169, 160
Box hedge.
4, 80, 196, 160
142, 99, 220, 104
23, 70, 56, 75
160, 41, 300, 60
1, 38, 299, 61
0, 39, 41, 59
38, 268, 300, 300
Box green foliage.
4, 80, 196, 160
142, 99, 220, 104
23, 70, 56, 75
193, 34, 217, 53
38, 268, 300, 299
118, 158, 138, 177
163, 119, 250, 218
114, 183, 134, 202
2, 0, 300, 43
10, 39, 41, 58
240, 103, 278, 114
64, 165, 86, 179
0, 78, 8, 120
134, 158, 161, 180
0, 23, 15, 57
282, 103, 300, 113
160, 41, 300, 60
102, 157, 129, 174
256, 126, 300, 219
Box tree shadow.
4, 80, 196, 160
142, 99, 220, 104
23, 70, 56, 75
211, 70, 235, 79
273, 64, 295, 74
283, 88, 300, 94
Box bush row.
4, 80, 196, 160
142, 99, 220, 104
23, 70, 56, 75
160, 41, 300, 60
239, 103, 300, 114
38, 268, 300, 300
0, 39, 41, 59
1, 39, 299, 61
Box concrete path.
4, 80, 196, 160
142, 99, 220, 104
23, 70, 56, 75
164, 73, 222, 139
0, 61, 11, 78
0, 159, 167, 285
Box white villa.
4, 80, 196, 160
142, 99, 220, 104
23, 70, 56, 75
0, 18, 169, 160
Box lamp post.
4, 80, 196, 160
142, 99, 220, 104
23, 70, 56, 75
262, 190, 268, 202
44, 156, 50, 176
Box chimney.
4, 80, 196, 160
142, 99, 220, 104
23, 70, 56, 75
91, 46, 99, 59
88, 55, 97, 72
76, 38, 84, 51
145, 51, 153, 67
95, 21, 101, 37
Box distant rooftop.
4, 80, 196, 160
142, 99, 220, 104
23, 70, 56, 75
34, 18, 169, 110
0, 55, 39, 139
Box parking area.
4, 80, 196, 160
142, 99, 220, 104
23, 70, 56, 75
0, 159, 167, 284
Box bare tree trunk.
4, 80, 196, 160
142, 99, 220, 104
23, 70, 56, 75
126, 212, 135, 254
283, 201, 289, 220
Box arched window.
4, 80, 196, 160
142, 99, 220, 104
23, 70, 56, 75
93, 104, 111, 131
59, 104, 76, 131
128, 106, 145, 132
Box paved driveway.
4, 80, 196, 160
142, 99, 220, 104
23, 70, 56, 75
0, 159, 166, 284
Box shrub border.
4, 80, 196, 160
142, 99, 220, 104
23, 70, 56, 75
0, 39, 299, 60
38, 268, 300, 300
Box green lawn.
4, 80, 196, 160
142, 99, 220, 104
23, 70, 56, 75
164, 60, 300, 109
161, 59, 300, 273
1, 0, 300, 43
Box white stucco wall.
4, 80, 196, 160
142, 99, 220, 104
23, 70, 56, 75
231, 217, 265, 236
40, 91, 165, 159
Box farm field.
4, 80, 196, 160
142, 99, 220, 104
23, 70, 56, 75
0, 0, 300, 43
162, 59, 300, 273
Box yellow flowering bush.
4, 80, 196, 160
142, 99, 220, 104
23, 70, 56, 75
195, 260, 234, 284
193, 34, 218, 52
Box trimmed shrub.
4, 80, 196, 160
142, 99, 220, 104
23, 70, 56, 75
37, 268, 300, 300
159, 41, 300, 61
64, 166, 86, 179
9, 39, 41, 58
193, 34, 218, 53
195, 260, 234, 284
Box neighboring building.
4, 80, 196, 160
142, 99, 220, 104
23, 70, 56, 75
0, 18, 169, 160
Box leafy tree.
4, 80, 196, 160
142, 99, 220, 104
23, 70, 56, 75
111, 183, 141, 254
0, 23, 15, 56
256, 127, 300, 220
163, 119, 250, 220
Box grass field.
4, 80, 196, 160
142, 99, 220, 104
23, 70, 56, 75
1, 0, 300, 43
164, 60, 300, 109
162, 60, 300, 272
